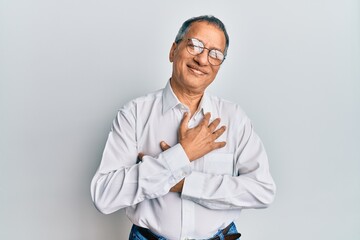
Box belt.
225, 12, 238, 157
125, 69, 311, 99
137, 223, 241, 240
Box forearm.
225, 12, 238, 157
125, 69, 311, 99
91, 144, 191, 214
181, 170, 276, 210
181, 119, 276, 210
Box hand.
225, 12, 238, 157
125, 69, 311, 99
137, 141, 171, 162
179, 112, 226, 161
137, 141, 184, 193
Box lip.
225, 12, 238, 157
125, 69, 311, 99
187, 64, 208, 75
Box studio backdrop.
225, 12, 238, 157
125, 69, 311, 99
1, 0, 359, 239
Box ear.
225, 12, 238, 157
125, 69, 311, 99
169, 42, 177, 63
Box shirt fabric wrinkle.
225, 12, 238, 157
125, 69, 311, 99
91, 80, 275, 239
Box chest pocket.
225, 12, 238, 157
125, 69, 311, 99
203, 153, 234, 176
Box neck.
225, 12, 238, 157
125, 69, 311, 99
170, 79, 204, 115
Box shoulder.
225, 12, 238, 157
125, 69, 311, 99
112, 88, 164, 126
120, 88, 163, 113
208, 94, 248, 119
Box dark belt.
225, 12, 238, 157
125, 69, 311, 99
137, 223, 241, 240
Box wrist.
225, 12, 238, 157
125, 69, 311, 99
179, 141, 194, 161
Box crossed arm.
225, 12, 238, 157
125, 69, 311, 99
138, 112, 227, 193
91, 109, 275, 213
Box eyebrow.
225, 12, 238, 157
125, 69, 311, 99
191, 37, 224, 53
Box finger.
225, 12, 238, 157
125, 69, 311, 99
179, 112, 190, 133
208, 118, 221, 132
138, 152, 144, 162
160, 141, 171, 151
211, 125, 226, 140
199, 112, 211, 127
212, 141, 227, 150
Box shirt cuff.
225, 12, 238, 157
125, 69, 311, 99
181, 171, 206, 200
162, 143, 192, 181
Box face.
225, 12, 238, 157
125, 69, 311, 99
169, 21, 226, 95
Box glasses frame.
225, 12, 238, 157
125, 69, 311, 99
186, 38, 226, 66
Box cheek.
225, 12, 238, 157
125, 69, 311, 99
174, 57, 188, 73
211, 67, 220, 77
209, 69, 218, 78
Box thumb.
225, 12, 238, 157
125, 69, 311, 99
179, 112, 190, 133
160, 141, 171, 151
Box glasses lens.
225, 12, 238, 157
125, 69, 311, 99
186, 38, 225, 66
208, 50, 224, 66
187, 39, 204, 55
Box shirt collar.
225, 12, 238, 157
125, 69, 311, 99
162, 80, 212, 115
162, 80, 181, 114
199, 91, 212, 114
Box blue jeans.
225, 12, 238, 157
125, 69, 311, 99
129, 222, 240, 240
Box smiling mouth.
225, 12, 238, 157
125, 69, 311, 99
187, 65, 207, 76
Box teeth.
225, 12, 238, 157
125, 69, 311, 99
191, 68, 204, 75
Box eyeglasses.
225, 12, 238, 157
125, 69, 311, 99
186, 38, 225, 66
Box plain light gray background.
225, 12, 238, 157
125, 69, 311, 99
1, 0, 359, 239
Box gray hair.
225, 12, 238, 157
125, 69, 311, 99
174, 15, 229, 56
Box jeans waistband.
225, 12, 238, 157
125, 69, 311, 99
129, 222, 241, 240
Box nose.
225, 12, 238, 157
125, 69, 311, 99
193, 49, 209, 66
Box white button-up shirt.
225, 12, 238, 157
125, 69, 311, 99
91, 81, 276, 239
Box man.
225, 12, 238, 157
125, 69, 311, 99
91, 15, 276, 240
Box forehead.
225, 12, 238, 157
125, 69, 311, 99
185, 21, 226, 50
